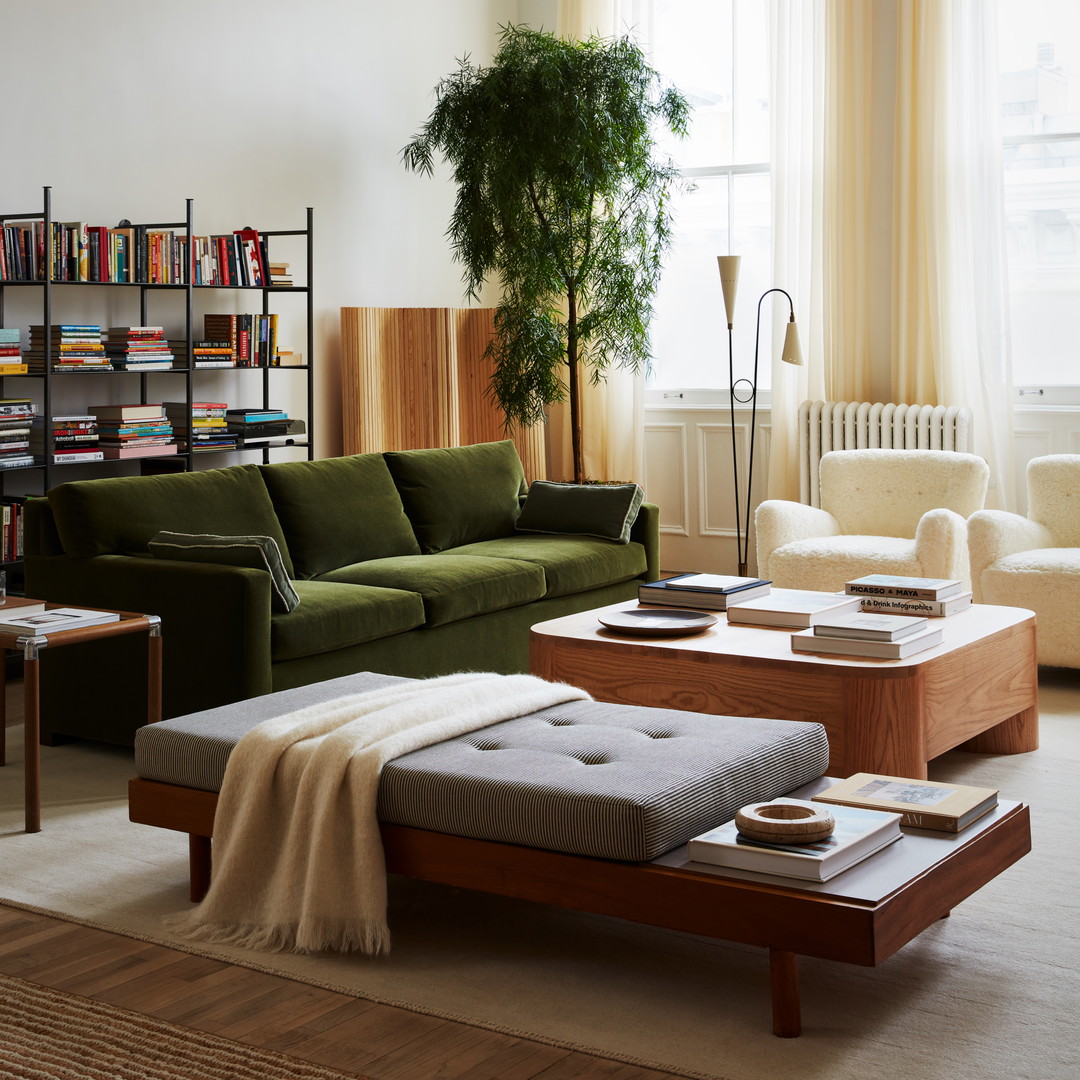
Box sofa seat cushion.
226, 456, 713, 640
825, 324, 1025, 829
449, 535, 648, 598
271, 580, 426, 662
133, 671, 830, 861
46, 464, 295, 575
384, 440, 526, 553
259, 454, 420, 578
315, 553, 546, 627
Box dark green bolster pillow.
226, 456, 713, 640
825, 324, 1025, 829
515, 481, 645, 544
148, 531, 300, 613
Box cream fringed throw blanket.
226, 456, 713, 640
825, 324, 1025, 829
168, 673, 590, 955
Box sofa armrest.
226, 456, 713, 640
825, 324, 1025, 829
630, 501, 660, 583
754, 500, 840, 581
967, 510, 1054, 602
24, 553, 275, 724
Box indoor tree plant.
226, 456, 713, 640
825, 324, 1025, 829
403, 24, 689, 482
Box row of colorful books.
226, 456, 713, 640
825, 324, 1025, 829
687, 773, 1000, 882
0, 221, 292, 288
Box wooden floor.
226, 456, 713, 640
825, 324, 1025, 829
0, 681, 682, 1080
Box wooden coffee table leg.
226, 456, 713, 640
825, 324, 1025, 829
769, 948, 801, 1037
960, 702, 1039, 756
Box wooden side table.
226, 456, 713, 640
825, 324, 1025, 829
0, 603, 162, 833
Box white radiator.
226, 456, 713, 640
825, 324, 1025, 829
798, 400, 974, 506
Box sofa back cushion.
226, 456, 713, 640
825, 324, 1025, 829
260, 454, 421, 578
46, 464, 294, 575
383, 440, 527, 554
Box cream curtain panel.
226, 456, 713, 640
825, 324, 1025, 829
548, 0, 650, 484
821, 0, 1015, 509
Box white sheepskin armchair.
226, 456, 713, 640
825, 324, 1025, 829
755, 449, 990, 592
968, 454, 1080, 668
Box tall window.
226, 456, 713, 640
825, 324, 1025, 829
646, 0, 773, 393
999, 1, 1080, 398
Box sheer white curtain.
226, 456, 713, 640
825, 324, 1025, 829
548, 0, 650, 483
891, 0, 1015, 509
768, 0, 828, 501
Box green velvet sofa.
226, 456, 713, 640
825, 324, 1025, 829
23, 440, 659, 746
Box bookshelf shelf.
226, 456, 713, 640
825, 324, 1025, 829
0, 185, 315, 584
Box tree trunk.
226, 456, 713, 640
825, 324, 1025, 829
567, 285, 583, 482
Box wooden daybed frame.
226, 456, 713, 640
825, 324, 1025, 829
128, 775, 1030, 1039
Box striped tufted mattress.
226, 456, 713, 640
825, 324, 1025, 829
134, 671, 830, 862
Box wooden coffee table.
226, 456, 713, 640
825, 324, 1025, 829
530, 598, 1039, 780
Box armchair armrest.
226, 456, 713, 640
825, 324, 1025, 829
754, 500, 840, 581
913, 508, 971, 588
967, 510, 1054, 602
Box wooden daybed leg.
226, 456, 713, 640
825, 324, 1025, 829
189, 834, 211, 903
769, 948, 801, 1037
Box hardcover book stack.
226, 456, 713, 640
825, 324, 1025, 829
0, 327, 27, 374
638, 573, 771, 611
89, 404, 178, 460
687, 799, 903, 882
846, 573, 974, 617
170, 340, 237, 369
30, 414, 103, 463
162, 401, 236, 453
104, 327, 175, 372
226, 407, 303, 445
0, 397, 36, 469
26, 324, 110, 373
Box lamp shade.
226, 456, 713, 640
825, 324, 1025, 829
717, 255, 741, 329
782, 317, 804, 366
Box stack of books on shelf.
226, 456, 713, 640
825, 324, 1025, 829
0, 493, 30, 560
812, 773, 999, 834
89, 404, 177, 460
725, 589, 863, 628
163, 401, 236, 453
687, 800, 903, 882
30, 414, 103, 463
269, 261, 293, 286
790, 610, 944, 658
226, 407, 303, 445
844, 574, 973, 617
104, 327, 175, 372
204, 314, 280, 367
638, 573, 771, 611
170, 340, 237, 369
26, 324, 110, 373
0, 398, 35, 470
0, 328, 27, 374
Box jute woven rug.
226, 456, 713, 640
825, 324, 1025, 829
2, 675, 1080, 1080
0, 971, 368, 1080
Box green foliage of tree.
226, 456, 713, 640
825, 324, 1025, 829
403, 24, 689, 481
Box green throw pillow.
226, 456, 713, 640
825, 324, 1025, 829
515, 481, 644, 544
148, 531, 300, 613
384, 440, 527, 553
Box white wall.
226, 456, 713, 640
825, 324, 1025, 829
4, 0, 531, 459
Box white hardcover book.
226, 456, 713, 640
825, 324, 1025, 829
859, 592, 973, 617
0, 607, 120, 635
845, 575, 964, 601
813, 611, 929, 641
687, 800, 903, 882
791, 624, 944, 658
725, 590, 863, 628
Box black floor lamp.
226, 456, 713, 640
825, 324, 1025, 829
717, 255, 804, 576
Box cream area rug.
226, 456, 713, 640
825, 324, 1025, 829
2, 675, 1079, 1080
0, 972, 368, 1080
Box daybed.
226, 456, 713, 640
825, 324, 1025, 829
23, 440, 659, 746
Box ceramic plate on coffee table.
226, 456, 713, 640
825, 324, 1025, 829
598, 607, 717, 636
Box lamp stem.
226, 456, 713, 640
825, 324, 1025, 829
727, 323, 744, 576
